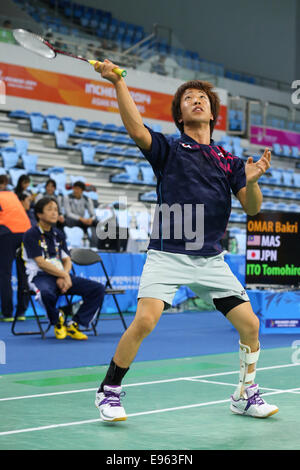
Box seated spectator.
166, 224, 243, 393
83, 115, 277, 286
0, 174, 9, 191
36, 179, 65, 229
14, 174, 33, 200
63, 181, 98, 246
22, 196, 105, 340
0, 190, 31, 321
19, 192, 37, 226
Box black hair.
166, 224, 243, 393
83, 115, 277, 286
73, 180, 86, 191
45, 178, 57, 189
14, 174, 30, 196
34, 196, 58, 220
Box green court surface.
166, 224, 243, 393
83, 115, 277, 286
0, 347, 300, 450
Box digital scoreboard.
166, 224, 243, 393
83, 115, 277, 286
246, 211, 300, 287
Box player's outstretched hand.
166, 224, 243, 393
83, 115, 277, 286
94, 59, 122, 85
245, 148, 271, 184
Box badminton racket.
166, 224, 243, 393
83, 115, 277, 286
12, 29, 127, 77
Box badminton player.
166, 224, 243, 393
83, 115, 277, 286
93, 59, 278, 421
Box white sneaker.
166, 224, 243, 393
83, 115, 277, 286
95, 385, 127, 422
230, 384, 279, 418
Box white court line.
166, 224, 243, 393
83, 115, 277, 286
0, 387, 300, 437
0, 362, 299, 403
185, 378, 300, 394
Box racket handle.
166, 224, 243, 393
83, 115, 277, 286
88, 60, 127, 77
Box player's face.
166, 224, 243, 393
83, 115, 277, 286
39, 201, 59, 225
179, 88, 213, 128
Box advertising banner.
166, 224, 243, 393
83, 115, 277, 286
0, 61, 227, 128
250, 125, 300, 148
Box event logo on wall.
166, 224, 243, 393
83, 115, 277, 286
246, 211, 300, 286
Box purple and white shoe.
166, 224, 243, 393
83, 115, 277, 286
95, 385, 127, 422
230, 384, 279, 418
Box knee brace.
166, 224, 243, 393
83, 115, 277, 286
233, 341, 260, 399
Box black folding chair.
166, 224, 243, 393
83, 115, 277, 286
70, 248, 127, 335
11, 248, 73, 339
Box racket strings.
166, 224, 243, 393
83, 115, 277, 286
13, 29, 55, 59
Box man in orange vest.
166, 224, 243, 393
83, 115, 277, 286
0, 191, 31, 321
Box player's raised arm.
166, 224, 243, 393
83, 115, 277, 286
94, 59, 152, 151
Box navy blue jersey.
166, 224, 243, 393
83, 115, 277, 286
139, 127, 246, 256
23, 225, 70, 260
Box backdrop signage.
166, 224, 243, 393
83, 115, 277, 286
0, 61, 227, 128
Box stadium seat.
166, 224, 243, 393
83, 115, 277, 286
276, 203, 290, 212
95, 144, 110, 154
108, 146, 126, 156
81, 145, 102, 166
1, 148, 19, 169
61, 117, 76, 134
124, 147, 142, 158
293, 173, 300, 188
282, 170, 294, 187
8, 110, 29, 119
8, 168, 27, 187
291, 146, 299, 159
282, 145, 291, 158
21, 154, 49, 176
29, 113, 48, 133
98, 132, 115, 143
49, 171, 67, 194
288, 203, 300, 212
54, 131, 76, 150
284, 190, 296, 200
272, 143, 282, 156
90, 121, 105, 130
0, 132, 10, 142
139, 190, 157, 202
138, 162, 156, 185
14, 139, 28, 156
46, 115, 61, 133
98, 157, 124, 168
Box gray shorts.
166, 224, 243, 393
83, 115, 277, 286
138, 249, 249, 311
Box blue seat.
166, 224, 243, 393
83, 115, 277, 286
284, 190, 296, 200
124, 147, 142, 158
76, 119, 90, 128
89, 121, 105, 130
98, 132, 115, 143
113, 134, 134, 145
21, 153, 49, 176
291, 146, 299, 159
14, 139, 28, 156
81, 145, 101, 166
293, 173, 300, 188
139, 191, 157, 203
138, 162, 156, 185
262, 202, 276, 211
81, 131, 101, 141
1, 148, 19, 169
272, 143, 282, 156
288, 204, 300, 212
46, 115, 61, 133
54, 131, 76, 150
95, 144, 110, 154
276, 203, 290, 212
103, 123, 120, 132
108, 146, 126, 156
282, 170, 294, 187
282, 145, 291, 158
9, 168, 27, 187
9, 110, 29, 119
49, 171, 67, 194
61, 117, 76, 134
0, 132, 10, 142
272, 189, 284, 198
30, 113, 47, 133
98, 158, 124, 168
